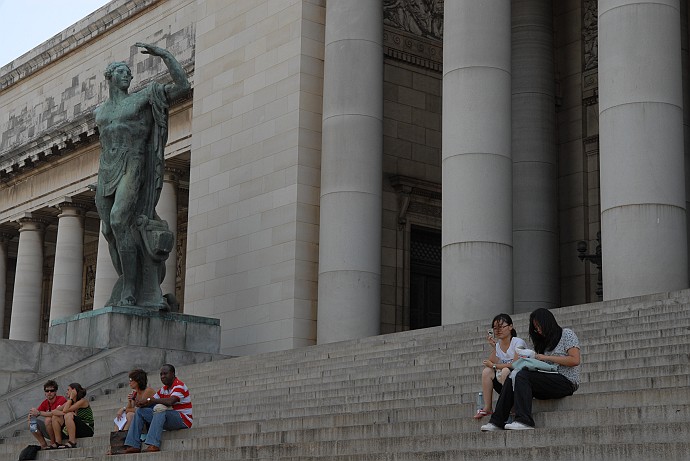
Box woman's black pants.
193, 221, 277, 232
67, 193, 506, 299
488, 369, 575, 428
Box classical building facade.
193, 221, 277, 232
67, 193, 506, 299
0, 0, 688, 355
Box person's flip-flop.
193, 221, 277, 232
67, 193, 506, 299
473, 408, 493, 419
58, 441, 77, 449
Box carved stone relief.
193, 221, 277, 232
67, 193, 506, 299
383, 0, 443, 71
82, 240, 97, 312
583, 0, 598, 72
384, 0, 444, 41
176, 219, 187, 312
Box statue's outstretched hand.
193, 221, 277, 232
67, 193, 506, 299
135, 42, 167, 57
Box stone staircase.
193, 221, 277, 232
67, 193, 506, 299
2, 290, 690, 460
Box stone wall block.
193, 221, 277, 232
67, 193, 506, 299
47, 322, 67, 345
0, 400, 13, 427
124, 314, 152, 348
148, 316, 187, 350
104, 346, 166, 374
0, 340, 42, 372
64, 312, 90, 348
37, 343, 99, 374
185, 320, 222, 353
9, 373, 39, 392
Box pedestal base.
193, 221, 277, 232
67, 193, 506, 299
48, 306, 220, 353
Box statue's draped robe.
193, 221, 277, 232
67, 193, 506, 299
97, 82, 168, 231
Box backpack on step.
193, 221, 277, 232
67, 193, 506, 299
18, 445, 40, 461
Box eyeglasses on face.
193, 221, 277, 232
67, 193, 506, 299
492, 324, 509, 331
44, 389, 57, 393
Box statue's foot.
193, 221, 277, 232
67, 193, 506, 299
121, 294, 136, 306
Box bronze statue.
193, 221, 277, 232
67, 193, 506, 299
94, 43, 190, 309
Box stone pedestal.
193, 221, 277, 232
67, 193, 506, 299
47, 306, 220, 354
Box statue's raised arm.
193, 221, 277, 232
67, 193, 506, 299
135, 42, 191, 101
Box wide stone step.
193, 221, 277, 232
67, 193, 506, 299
87, 386, 690, 433
5, 290, 689, 461
9, 394, 689, 459
164, 310, 690, 378
33, 423, 690, 460
86, 366, 690, 427
171, 330, 690, 388
159, 339, 690, 395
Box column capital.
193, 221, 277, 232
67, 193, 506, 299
55, 201, 88, 218
16, 216, 48, 232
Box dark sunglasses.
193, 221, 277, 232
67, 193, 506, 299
44, 389, 57, 392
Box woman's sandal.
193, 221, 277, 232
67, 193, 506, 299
43, 444, 59, 450
58, 441, 77, 449
473, 408, 493, 419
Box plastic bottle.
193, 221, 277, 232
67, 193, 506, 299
476, 392, 484, 412
29, 415, 38, 433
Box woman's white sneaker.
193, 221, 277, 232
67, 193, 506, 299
504, 421, 534, 430
480, 423, 502, 432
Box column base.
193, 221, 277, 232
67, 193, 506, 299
47, 306, 220, 353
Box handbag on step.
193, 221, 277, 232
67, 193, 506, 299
110, 430, 128, 455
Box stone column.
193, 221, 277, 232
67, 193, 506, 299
599, 0, 688, 299
0, 234, 10, 337
157, 168, 179, 299
9, 218, 46, 341
93, 229, 118, 309
682, 1, 690, 281
50, 203, 86, 321
512, 0, 558, 312
317, 0, 383, 343
442, 0, 512, 323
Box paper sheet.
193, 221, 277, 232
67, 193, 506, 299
114, 414, 126, 431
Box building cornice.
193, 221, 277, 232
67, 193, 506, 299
0, 0, 162, 92
0, 72, 193, 182
384, 26, 442, 73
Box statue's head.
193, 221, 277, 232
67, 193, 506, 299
104, 61, 132, 90
104, 61, 130, 79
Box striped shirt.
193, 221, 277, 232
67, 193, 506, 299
154, 377, 192, 427
62, 406, 94, 436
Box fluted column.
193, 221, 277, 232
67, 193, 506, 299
157, 168, 179, 298
0, 234, 10, 337
9, 218, 46, 341
442, 0, 512, 323
317, 0, 383, 343
50, 203, 86, 321
93, 228, 118, 309
599, 0, 687, 299
512, 0, 558, 312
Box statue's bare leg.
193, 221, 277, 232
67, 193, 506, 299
111, 165, 142, 306
96, 194, 122, 275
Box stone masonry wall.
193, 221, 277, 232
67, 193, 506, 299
187, 0, 325, 355
382, 60, 442, 333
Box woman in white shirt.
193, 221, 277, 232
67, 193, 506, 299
474, 313, 527, 418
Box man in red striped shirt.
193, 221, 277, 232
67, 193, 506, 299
124, 364, 192, 453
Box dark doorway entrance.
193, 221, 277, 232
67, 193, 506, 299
409, 225, 441, 329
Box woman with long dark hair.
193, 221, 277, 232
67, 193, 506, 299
52, 382, 94, 448
481, 308, 581, 431
474, 313, 527, 418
